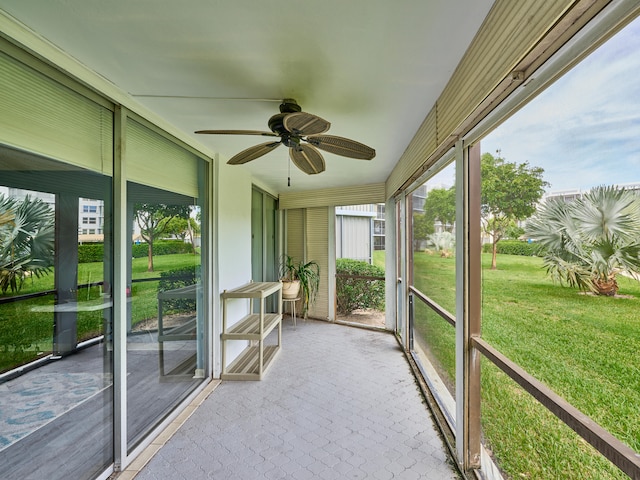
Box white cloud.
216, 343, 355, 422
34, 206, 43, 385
482, 17, 640, 193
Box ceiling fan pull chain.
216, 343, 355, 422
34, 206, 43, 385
288, 156, 291, 187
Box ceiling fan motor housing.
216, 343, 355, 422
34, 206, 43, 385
269, 99, 303, 146
268, 112, 289, 135
279, 99, 301, 113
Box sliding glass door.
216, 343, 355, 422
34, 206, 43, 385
0, 146, 114, 479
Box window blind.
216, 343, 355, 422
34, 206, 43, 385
126, 119, 199, 198
0, 50, 113, 175
305, 207, 329, 320
279, 183, 385, 210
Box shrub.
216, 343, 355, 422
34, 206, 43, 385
79, 240, 193, 263
78, 243, 104, 263
482, 240, 545, 257
336, 258, 385, 315
132, 240, 192, 258
157, 266, 197, 314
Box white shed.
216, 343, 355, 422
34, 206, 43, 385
335, 206, 377, 263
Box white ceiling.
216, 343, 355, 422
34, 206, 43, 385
0, 0, 495, 193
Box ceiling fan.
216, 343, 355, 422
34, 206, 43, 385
195, 99, 375, 175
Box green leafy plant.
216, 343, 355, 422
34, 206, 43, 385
481, 239, 545, 257
157, 266, 197, 314
426, 231, 455, 257
335, 258, 385, 315
481, 151, 548, 269
526, 185, 640, 296
0, 194, 54, 293
279, 254, 320, 318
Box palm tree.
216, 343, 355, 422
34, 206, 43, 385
525, 186, 640, 296
0, 194, 55, 293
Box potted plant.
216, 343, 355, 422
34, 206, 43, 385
279, 254, 320, 318
279, 254, 301, 299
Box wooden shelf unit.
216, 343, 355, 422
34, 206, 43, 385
221, 281, 282, 380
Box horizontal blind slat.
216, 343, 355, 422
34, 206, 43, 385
0, 51, 113, 175
127, 119, 199, 197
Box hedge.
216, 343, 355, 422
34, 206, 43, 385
132, 240, 193, 258
482, 240, 545, 256
78, 240, 193, 263
157, 266, 197, 314
336, 258, 385, 315
78, 243, 104, 263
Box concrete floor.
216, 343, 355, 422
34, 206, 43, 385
127, 319, 459, 480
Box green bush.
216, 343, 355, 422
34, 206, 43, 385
78, 240, 193, 263
132, 240, 192, 258
482, 240, 545, 256
336, 258, 385, 315
78, 243, 104, 263
157, 266, 197, 314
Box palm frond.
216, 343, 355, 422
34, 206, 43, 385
527, 186, 640, 295
0, 194, 54, 293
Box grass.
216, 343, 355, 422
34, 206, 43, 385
373, 250, 385, 269
411, 251, 638, 479
12, 253, 199, 295
0, 253, 199, 373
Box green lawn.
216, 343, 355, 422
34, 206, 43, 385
0, 253, 199, 372
373, 250, 385, 269
411, 251, 637, 480
12, 253, 199, 295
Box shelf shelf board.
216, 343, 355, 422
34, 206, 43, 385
221, 345, 280, 381
222, 313, 281, 340
221, 281, 282, 299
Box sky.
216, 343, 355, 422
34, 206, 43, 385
481, 16, 640, 194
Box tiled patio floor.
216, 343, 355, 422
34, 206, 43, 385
127, 319, 459, 479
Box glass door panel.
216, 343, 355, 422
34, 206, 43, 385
126, 174, 206, 450
0, 147, 113, 479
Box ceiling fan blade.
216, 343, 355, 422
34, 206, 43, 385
306, 135, 376, 160
290, 144, 326, 175
195, 129, 278, 136
283, 112, 331, 136
227, 141, 281, 165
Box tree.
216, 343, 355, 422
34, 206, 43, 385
164, 217, 189, 241
186, 216, 201, 254
412, 212, 433, 251
133, 203, 190, 272
0, 194, 54, 293
423, 187, 456, 232
481, 152, 548, 269
525, 185, 640, 296
163, 212, 201, 253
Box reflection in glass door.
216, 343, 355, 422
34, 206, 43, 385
0, 148, 114, 479
126, 180, 206, 450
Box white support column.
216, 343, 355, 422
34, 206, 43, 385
328, 206, 336, 322
113, 106, 128, 470
384, 197, 397, 332
396, 194, 408, 347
